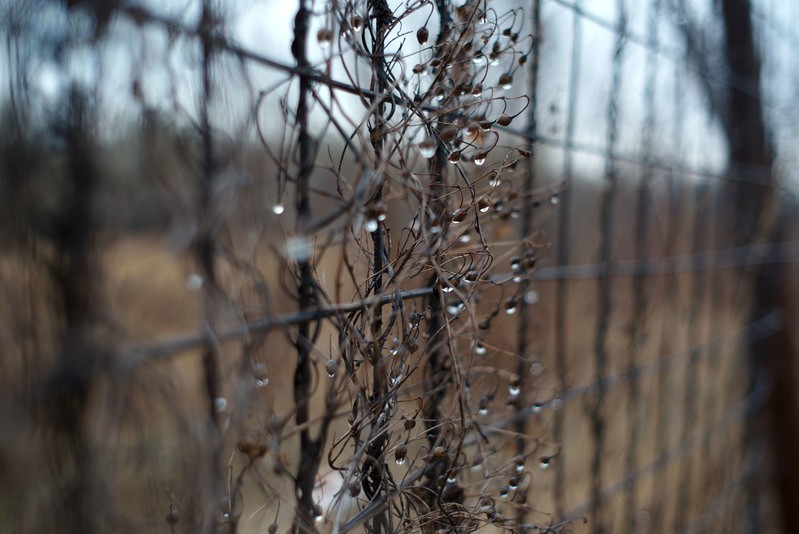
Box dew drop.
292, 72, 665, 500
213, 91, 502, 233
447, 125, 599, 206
272, 203, 285, 215
317, 29, 333, 49
550, 193, 560, 205
551, 398, 564, 411
389, 369, 403, 387
214, 397, 227, 413
326, 359, 338, 378
508, 385, 521, 397
525, 290, 540, 304
448, 150, 461, 164
478, 407, 489, 416
395, 444, 407, 465
186, 273, 204, 291
472, 54, 485, 65
505, 305, 517, 315
474, 152, 486, 166
350, 15, 363, 32
447, 302, 464, 315
441, 285, 454, 293
478, 198, 491, 213
286, 236, 312, 262
365, 218, 379, 233
447, 475, 457, 484
418, 140, 436, 158
498, 74, 513, 90
458, 233, 471, 243
531, 403, 542, 414
539, 457, 552, 469
475, 342, 487, 356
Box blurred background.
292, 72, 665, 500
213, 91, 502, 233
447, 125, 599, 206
1, 0, 798, 532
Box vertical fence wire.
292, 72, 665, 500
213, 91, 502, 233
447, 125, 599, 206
587, 1, 626, 531
552, 0, 583, 518
622, 0, 659, 529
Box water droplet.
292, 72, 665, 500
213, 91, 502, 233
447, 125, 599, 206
286, 236, 312, 262
496, 114, 512, 126
478, 407, 489, 416
389, 369, 403, 387
350, 15, 363, 32
531, 403, 542, 414
317, 28, 333, 49
525, 290, 540, 304
505, 305, 517, 315
326, 359, 338, 378
551, 398, 564, 411
510, 258, 522, 273
499, 486, 510, 499
272, 203, 285, 215
508, 385, 520, 397
529, 362, 543, 375
186, 273, 204, 291
472, 54, 485, 65
214, 397, 227, 413
550, 193, 560, 205
459, 233, 471, 243
490, 57, 501, 66
472, 84, 483, 98
441, 285, 454, 293
448, 150, 461, 164
418, 139, 436, 158
447, 475, 457, 484
539, 457, 552, 469
478, 198, 491, 213
447, 302, 464, 315
365, 218, 378, 232
474, 152, 486, 166
498, 74, 513, 90
508, 478, 518, 490
313, 505, 324, 523
395, 444, 407, 465
475, 342, 487, 355
515, 464, 525, 474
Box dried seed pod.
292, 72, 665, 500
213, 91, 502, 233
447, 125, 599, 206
496, 114, 512, 126
417, 27, 429, 45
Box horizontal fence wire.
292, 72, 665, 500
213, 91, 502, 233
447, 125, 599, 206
682, 437, 766, 534
553, 368, 771, 526
461, 310, 779, 445
126, 242, 798, 365
532, 240, 799, 281
546, 0, 780, 109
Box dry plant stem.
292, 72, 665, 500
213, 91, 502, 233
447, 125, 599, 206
420, 0, 455, 523
291, 1, 329, 531
47, 88, 103, 534
363, 2, 393, 531
510, 0, 542, 527
196, 5, 225, 529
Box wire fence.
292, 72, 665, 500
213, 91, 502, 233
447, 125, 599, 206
2, 0, 798, 532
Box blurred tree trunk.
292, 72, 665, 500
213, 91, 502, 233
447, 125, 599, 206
720, 0, 799, 530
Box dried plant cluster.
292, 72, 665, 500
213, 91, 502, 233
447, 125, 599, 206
221, 0, 562, 532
